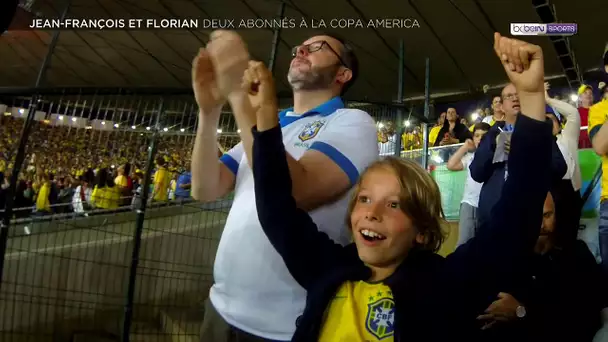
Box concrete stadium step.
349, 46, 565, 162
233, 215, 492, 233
0, 332, 55, 342
159, 307, 205, 342
70, 321, 171, 342
129, 321, 173, 342
72, 333, 119, 342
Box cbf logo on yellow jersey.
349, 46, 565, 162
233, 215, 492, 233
365, 295, 396, 340
298, 120, 325, 141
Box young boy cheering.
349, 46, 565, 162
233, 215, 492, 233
447, 122, 491, 246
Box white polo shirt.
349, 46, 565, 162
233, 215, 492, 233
211, 97, 378, 340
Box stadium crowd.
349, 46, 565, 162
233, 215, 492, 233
0, 115, 203, 217
0, 28, 608, 342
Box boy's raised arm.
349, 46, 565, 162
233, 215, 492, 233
250, 62, 352, 290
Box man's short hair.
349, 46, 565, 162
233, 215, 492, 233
320, 33, 359, 96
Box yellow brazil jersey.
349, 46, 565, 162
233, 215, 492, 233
401, 132, 421, 151
429, 125, 442, 146
153, 167, 170, 201
588, 100, 608, 201
115, 175, 128, 188
319, 281, 395, 342
91, 185, 121, 209
36, 182, 51, 212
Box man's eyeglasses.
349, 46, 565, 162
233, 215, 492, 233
502, 93, 519, 101
291, 40, 349, 69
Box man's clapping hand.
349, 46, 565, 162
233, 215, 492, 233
206, 30, 250, 99
191, 47, 224, 115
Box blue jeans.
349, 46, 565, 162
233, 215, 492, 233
598, 201, 608, 273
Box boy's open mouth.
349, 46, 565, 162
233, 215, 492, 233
360, 229, 387, 242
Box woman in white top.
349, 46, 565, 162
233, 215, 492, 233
545, 83, 581, 191
71, 171, 94, 216
545, 82, 583, 247
447, 122, 492, 246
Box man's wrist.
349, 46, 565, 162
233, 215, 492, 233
198, 110, 221, 129
227, 90, 248, 104
198, 106, 222, 120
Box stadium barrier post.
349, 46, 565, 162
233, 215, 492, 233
267, 1, 285, 74
0, 0, 71, 292
121, 98, 164, 342
394, 39, 405, 157
421, 57, 431, 170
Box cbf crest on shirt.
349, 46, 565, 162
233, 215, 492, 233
319, 281, 395, 341
298, 120, 326, 142
366, 295, 396, 340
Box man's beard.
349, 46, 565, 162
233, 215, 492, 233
287, 63, 339, 91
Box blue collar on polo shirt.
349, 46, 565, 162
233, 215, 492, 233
278, 96, 344, 127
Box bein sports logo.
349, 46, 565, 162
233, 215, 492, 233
510, 23, 577, 36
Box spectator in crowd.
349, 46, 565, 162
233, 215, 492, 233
477, 187, 608, 342
56, 176, 75, 213
483, 95, 506, 126
401, 126, 422, 151
114, 163, 133, 206
72, 169, 94, 216
91, 168, 120, 210
130, 170, 145, 209
545, 82, 582, 247
14, 178, 33, 219
174, 166, 192, 200
429, 112, 446, 146
251, 33, 554, 341
191, 30, 378, 341
589, 80, 608, 275
579, 84, 595, 148
470, 83, 567, 228
35, 172, 53, 215
151, 157, 170, 202
447, 122, 491, 246
435, 107, 471, 147
378, 122, 397, 155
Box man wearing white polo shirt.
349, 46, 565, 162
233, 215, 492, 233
191, 31, 378, 341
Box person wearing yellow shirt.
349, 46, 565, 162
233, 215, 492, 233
151, 157, 170, 202
469, 97, 506, 132
401, 128, 422, 151
588, 88, 608, 274
35, 173, 52, 214
587, 46, 608, 273
90, 168, 121, 210
114, 163, 133, 206
429, 112, 446, 145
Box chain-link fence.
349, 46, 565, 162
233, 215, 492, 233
0, 91, 237, 341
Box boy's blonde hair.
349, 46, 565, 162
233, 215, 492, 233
347, 157, 446, 252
